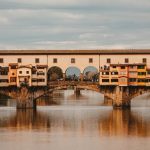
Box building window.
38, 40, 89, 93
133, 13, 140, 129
26, 71, 29, 74
10, 65, 17, 69
19, 71, 22, 74
0, 58, 3, 63
53, 58, 57, 63
137, 65, 145, 69
32, 79, 37, 82
0, 67, 8, 75
120, 71, 127, 75
18, 58, 22, 63
129, 71, 137, 75
32, 70, 36, 74
111, 79, 118, 82
89, 58, 93, 63
119, 78, 126, 82
129, 78, 136, 82
71, 58, 75, 63
138, 72, 146, 76
121, 66, 126, 69
129, 65, 136, 69
102, 79, 109, 82
147, 71, 150, 75
0, 71, 8, 75
37, 72, 45, 75
102, 72, 109, 75
111, 72, 118, 75
10, 77, 16, 82
146, 79, 150, 82
35, 58, 40, 63
107, 58, 111, 63
125, 58, 129, 63
38, 79, 45, 82
138, 79, 146, 82
112, 66, 116, 68
143, 58, 147, 63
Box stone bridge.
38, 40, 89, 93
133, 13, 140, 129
0, 81, 150, 109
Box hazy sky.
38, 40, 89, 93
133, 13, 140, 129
0, 0, 150, 50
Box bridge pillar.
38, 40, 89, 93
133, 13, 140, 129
113, 86, 131, 109
17, 86, 36, 109
74, 86, 81, 96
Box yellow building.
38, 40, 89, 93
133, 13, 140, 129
8, 63, 18, 86
128, 64, 138, 86
100, 63, 147, 87
137, 64, 146, 86
109, 64, 129, 86
110, 64, 119, 86
146, 68, 150, 86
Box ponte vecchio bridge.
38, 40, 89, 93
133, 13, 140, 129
0, 49, 150, 109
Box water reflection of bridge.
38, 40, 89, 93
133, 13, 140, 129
1, 109, 150, 137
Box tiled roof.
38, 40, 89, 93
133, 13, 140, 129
0, 49, 150, 55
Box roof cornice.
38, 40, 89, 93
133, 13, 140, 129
0, 49, 150, 55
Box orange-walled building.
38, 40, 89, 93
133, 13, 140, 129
8, 63, 18, 86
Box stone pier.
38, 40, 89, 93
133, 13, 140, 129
17, 86, 36, 109
74, 86, 81, 96
112, 86, 131, 108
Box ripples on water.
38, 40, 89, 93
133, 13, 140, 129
0, 90, 150, 150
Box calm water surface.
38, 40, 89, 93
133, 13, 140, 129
0, 90, 150, 150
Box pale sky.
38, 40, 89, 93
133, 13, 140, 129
0, 0, 150, 50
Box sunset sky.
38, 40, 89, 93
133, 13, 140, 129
0, 0, 150, 50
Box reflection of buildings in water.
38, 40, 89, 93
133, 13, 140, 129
0, 108, 150, 137
99, 109, 150, 137
0, 110, 50, 131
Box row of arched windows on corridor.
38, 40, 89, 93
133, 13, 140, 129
47, 66, 99, 82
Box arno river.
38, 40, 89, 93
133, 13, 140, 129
0, 90, 150, 150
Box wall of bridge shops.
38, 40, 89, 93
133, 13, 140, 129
1, 53, 150, 74
100, 54, 150, 67
0, 55, 100, 73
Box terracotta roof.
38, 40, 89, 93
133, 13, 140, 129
9, 63, 18, 66
36, 65, 48, 68
0, 49, 150, 55
18, 65, 32, 69
110, 63, 146, 66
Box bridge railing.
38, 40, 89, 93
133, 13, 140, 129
48, 81, 99, 87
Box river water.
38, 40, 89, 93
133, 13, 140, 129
0, 90, 150, 150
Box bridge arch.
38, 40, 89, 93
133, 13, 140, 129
130, 90, 150, 101
47, 66, 63, 81
83, 66, 99, 82
65, 66, 81, 81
